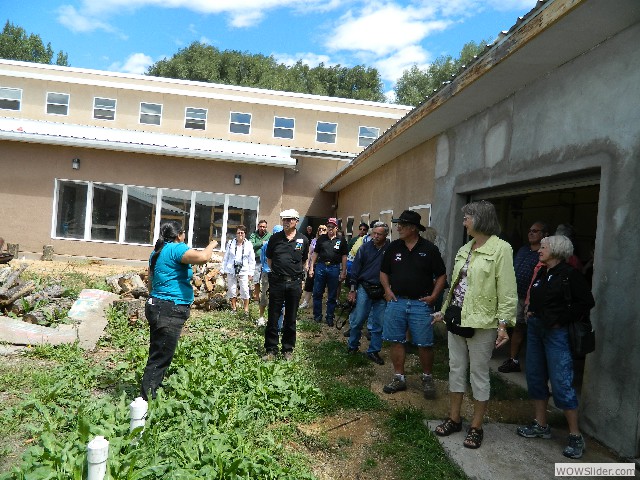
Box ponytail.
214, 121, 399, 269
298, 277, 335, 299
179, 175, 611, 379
149, 221, 184, 276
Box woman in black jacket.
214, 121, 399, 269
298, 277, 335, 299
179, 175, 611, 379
516, 235, 594, 459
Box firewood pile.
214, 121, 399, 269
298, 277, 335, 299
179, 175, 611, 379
0, 253, 230, 326
0, 264, 71, 325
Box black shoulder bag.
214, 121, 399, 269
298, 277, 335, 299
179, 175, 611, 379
444, 249, 474, 338
561, 273, 595, 358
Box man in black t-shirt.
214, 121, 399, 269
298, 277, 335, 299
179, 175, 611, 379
308, 217, 348, 326
263, 208, 309, 361
380, 210, 447, 399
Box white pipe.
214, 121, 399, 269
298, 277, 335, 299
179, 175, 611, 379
87, 435, 109, 480
129, 397, 148, 432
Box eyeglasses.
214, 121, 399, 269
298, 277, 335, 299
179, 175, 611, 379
319, 228, 327, 231
179, 230, 185, 234
359, 227, 368, 231
282, 217, 297, 221
396, 223, 410, 229
529, 229, 542, 233
327, 225, 337, 229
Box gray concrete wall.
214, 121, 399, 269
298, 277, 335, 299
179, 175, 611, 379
432, 22, 640, 457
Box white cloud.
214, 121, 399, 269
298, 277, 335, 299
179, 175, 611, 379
57, 5, 117, 34
326, 5, 450, 56
199, 36, 212, 45
374, 45, 431, 84
109, 52, 154, 74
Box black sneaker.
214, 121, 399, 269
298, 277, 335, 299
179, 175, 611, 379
498, 358, 521, 373
563, 434, 586, 459
347, 347, 358, 355
366, 352, 385, 365
383, 375, 407, 394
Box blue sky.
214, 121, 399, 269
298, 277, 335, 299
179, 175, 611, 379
4, 0, 538, 98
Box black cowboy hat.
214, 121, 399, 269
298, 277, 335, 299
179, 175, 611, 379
391, 210, 426, 231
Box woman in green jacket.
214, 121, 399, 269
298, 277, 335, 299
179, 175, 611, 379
432, 200, 517, 448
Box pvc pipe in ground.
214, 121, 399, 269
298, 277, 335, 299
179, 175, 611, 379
87, 435, 109, 480
129, 396, 148, 432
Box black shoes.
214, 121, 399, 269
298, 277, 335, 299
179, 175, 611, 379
366, 352, 385, 365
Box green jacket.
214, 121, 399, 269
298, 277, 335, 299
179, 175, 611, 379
249, 231, 271, 260
442, 235, 517, 330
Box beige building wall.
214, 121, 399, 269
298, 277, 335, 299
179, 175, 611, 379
336, 138, 438, 238
0, 140, 284, 260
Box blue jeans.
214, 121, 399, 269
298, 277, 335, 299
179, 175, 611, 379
382, 298, 434, 347
348, 285, 386, 353
141, 298, 190, 400
312, 263, 340, 324
525, 316, 578, 410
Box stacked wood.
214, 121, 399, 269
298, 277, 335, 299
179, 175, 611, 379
0, 264, 35, 307
10, 285, 65, 315
191, 260, 229, 310
106, 272, 148, 298
22, 297, 74, 325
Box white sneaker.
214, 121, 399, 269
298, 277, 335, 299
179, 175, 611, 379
300, 300, 308, 309
256, 316, 266, 327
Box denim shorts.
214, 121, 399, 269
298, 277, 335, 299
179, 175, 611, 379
382, 298, 434, 347
525, 316, 578, 410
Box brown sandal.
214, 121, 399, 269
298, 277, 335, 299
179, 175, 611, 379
434, 418, 463, 437
463, 427, 484, 449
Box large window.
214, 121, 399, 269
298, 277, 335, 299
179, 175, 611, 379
358, 126, 379, 147
185, 107, 207, 130
273, 116, 294, 139
46, 92, 70, 115
316, 121, 337, 144
53, 180, 259, 249
230, 112, 251, 134
94, 97, 116, 121
140, 102, 162, 125
0, 87, 21, 111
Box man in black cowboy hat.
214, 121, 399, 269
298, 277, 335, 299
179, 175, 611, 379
379, 210, 447, 399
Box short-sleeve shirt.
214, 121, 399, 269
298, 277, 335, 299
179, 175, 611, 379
380, 237, 446, 299
514, 246, 540, 297
265, 230, 309, 277
149, 242, 193, 304
314, 234, 348, 264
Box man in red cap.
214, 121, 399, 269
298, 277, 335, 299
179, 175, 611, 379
308, 217, 348, 326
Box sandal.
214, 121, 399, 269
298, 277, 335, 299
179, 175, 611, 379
434, 418, 463, 437
463, 427, 484, 449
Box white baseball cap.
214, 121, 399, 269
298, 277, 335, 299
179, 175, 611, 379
280, 208, 300, 219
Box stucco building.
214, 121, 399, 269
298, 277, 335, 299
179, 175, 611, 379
324, 0, 640, 459
0, 59, 410, 259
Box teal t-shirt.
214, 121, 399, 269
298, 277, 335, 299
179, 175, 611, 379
149, 242, 193, 304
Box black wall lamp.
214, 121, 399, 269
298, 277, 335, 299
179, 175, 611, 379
72, 158, 81, 170
234, 174, 241, 185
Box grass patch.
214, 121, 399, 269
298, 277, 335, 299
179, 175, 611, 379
489, 371, 528, 401
377, 407, 466, 480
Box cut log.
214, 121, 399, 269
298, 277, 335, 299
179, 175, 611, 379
11, 285, 64, 314
113, 298, 147, 320
0, 266, 11, 284
22, 297, 74, 325
0, 280, 35, 306
0, 263, 28, 295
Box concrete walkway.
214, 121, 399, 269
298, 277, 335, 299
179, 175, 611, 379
426, 348, 639, 479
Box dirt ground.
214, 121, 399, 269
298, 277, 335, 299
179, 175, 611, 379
2, 258, 535, 479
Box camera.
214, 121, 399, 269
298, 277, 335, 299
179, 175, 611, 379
234, 262, 243, 275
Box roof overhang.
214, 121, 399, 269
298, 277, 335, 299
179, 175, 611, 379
322, 0, 640, 192
0, 117, 296, 168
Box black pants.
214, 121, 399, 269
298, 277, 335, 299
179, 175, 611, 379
141, 298, 190, 400
264, 275, 302, 354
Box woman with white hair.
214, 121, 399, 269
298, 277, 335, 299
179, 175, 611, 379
517, 235, 594, 459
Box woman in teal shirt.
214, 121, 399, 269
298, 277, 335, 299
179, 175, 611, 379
141, 221, 217, 400
433, 201, 517, 449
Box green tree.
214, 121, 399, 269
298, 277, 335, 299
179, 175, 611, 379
147, 41, 385, 102
394, 40, 488, 106
0, 20, 69, 66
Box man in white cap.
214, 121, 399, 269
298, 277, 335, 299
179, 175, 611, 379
308, 217, 348, 327
263, 209, 309, 361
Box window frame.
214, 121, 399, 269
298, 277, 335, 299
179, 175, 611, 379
46, 91, 70, 116
51, 178, 259, 250
93, 97, 117, 121
316, 121, 338, 144
358, 126, 380, 148
0, 87, 22, 111
185, 107, 207, 130
229, 111, 252, 135
273, 116, 295, 139
139, 102, 163, 126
